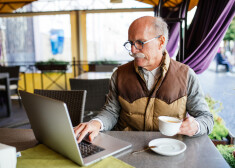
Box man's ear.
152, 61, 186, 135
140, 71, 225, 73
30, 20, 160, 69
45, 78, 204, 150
158, 36, 165, 50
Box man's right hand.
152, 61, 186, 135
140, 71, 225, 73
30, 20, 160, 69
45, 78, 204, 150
74, 120, 101, 143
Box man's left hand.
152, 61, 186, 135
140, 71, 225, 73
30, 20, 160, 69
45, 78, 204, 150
178, 116, 199, 136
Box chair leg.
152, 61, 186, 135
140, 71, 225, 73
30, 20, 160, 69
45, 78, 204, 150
17, 93, 22, 107
0, 94, 4, 106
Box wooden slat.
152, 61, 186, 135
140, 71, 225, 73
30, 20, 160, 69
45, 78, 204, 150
0, 0, 36, 13
0, 0, 36, 3
136, 0, 199, 10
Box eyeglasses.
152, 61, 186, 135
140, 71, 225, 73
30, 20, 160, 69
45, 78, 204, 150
123, 35, 161, 51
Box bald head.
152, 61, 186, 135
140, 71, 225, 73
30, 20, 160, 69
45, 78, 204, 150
128, 16, 169, 50
129, 16, 156, 32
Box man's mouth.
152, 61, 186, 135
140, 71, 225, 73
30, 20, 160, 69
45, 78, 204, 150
130, 53, 145, 58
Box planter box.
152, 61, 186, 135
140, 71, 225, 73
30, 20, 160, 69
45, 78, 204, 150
211, 134, 232, 146
212, 137, 229, 146
88, 64, 118, 72
228, 131, 235, 145
36, 64, 68, 71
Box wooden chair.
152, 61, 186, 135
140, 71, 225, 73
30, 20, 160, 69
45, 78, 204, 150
0, 66, 21, 106
215, 53, 231, 73
69, 78, 110, 120
34, 89, 86, 126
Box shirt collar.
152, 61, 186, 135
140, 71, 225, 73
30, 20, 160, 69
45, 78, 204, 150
139, 65, 161, 77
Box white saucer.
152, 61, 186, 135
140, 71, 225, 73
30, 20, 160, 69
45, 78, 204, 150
148, 138, 186, 156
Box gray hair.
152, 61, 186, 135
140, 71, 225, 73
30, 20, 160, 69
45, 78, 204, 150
153, 17, 169, 50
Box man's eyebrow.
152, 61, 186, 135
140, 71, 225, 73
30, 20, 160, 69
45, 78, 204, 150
128, 39, 145, 42
138, 38, 149, 41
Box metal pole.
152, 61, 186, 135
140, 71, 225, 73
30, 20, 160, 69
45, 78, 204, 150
179, 20, 183, 62
73, 57, 76, 77
184, 0, 190, 60
157, 0, 163, 16
32, 65, 35, 91
65, 71, 67, 90
23, 72, 27, 91
41, 72, 43, 89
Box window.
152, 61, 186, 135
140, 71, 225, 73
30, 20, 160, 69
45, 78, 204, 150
86, 12, 154, 63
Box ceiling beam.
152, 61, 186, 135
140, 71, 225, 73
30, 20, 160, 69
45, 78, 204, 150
0, 7, 153, 17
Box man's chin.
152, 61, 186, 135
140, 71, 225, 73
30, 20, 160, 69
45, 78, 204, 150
134, 58, 145, 66
134, 57, 145, 61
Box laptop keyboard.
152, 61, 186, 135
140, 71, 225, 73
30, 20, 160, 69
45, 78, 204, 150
79, 140, 105, 158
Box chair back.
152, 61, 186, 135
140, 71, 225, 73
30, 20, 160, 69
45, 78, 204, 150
0, 66, 20, 85
69, 79, 110, 111
88, 64, 118, 72
34, 89, 86, 126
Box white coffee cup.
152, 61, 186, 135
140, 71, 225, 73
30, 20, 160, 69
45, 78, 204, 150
158, 116, 182, 136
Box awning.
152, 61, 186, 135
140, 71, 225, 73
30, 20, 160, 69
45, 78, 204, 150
136, 0, 199, 11
0, 0, 37, 13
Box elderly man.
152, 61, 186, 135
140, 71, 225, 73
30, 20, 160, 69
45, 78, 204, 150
74, 16, 213, 143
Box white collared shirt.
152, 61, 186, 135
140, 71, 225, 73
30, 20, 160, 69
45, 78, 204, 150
140, 67, 161, 91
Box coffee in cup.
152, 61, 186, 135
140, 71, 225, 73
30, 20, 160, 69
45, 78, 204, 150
158, 116, 182, 136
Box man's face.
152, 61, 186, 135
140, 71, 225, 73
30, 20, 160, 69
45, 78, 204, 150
128, 19, 164, 71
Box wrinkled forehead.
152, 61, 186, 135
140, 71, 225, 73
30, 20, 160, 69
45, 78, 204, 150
128, 21, 156, 40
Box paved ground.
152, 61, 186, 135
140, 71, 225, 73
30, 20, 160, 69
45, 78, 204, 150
198, 60, 235, 136
0, 100, 29, 128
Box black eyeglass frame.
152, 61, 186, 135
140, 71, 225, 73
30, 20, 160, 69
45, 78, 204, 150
123, 35, 161, 51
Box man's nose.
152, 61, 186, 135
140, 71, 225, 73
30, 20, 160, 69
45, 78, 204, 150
131, 45, 138, 53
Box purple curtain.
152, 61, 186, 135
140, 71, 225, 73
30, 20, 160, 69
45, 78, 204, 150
162, 7, 181, 57
166, 21, 180, 57
183, 0, 235, 74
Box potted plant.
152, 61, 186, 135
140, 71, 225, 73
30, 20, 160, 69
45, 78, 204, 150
217, 145, 235, 167
35, 58, 69, 71
205, 96, 230, 146
88, 60, 120, 72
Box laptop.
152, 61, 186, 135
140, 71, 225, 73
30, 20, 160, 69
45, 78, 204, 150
19, 90, 132, 166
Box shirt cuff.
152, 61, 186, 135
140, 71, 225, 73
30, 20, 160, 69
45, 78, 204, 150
91, 119, 104, 131
194, 120, 200, 135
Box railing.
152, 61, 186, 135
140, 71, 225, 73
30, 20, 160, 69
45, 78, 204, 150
0, 59, 124, 92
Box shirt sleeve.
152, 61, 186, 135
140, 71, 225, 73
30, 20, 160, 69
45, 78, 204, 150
92, 70, 121, 131
194, 120, 201, 135
186, 68, 214, 136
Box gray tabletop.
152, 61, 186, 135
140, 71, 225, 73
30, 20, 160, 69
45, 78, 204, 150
106, 131, 229, 168
0, 128, 229, 168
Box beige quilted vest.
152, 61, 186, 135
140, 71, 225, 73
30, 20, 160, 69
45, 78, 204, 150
115, 52, 188, 131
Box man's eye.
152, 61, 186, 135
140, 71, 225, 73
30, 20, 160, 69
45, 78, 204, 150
135, 40, 143, 45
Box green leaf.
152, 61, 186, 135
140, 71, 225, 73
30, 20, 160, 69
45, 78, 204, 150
224, 17, 235, 41
217, 145, 235, 167
206, 96, 229, 140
